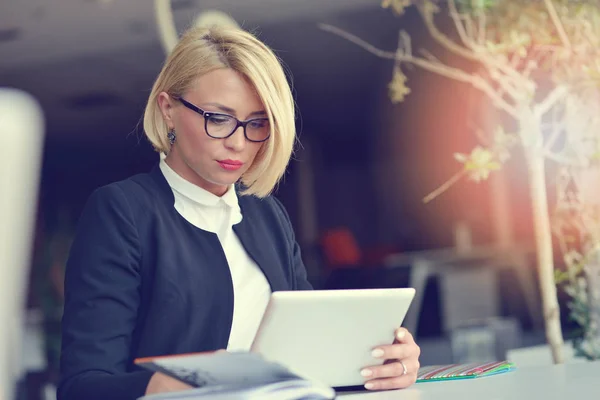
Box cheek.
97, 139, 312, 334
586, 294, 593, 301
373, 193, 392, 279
178, 127, 216, 163
177, 113, 207, 145
247, 142, 264, 161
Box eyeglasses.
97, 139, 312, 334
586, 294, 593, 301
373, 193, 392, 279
175, 97, 271, 143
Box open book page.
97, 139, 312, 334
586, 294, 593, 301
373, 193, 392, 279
139, 380, 335, 400
135, 351, 335, 400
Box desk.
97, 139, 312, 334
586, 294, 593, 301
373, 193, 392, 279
340, 361, 599, 399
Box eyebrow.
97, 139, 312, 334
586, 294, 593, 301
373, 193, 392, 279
202, 102, 267, 118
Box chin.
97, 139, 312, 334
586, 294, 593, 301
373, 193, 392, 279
209, 173, 243, 188
190, 164, 239, 187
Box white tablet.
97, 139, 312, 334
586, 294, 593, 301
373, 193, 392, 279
250, 288, 415, 388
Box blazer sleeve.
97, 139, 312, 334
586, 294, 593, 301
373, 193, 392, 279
58, 185, 153, 400
272, 197, 313, 291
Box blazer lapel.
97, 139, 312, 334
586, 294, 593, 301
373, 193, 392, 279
234, 198, 289, 292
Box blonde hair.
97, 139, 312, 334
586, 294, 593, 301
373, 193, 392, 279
143, 26, 296, 198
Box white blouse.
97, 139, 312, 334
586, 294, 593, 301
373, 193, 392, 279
159, 160, 271, 351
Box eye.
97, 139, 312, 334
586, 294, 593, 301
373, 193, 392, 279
248, 119, 269, 129
208, 114, 232, 125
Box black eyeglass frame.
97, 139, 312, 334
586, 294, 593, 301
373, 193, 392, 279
174, 97, 271, 143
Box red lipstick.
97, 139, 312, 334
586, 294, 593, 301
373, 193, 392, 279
217, 159, 243, 171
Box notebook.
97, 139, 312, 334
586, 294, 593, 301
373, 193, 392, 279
416, 361, 516, 382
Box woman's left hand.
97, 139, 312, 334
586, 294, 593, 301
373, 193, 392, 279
360, 327, 421, 391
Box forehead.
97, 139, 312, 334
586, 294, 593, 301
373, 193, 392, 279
185, 68, 265, 114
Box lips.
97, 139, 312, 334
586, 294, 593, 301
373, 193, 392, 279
217, 159, 243, 171
218, 159, 243, 166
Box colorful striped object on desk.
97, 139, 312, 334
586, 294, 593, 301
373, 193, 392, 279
416, 361, 516, 382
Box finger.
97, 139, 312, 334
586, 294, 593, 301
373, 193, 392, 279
394, 328, 415, 344
364, 374, 416, 391
361, 359, 419, 380
148, 372, 193, 393
370, 343, 417, 361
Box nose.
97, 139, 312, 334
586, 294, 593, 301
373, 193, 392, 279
223, 125, 246, 152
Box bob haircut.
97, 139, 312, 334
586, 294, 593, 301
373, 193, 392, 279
143, 26, 296, 198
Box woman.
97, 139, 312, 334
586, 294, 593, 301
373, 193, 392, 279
58, 26, 420, 400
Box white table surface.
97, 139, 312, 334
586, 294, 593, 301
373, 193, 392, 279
339, 361, 599, 400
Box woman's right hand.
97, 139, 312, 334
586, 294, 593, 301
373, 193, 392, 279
145, 372, 192, 395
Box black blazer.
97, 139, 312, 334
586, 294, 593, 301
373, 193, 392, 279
58, 165, 312, 400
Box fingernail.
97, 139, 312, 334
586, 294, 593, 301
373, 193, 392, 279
360, 369, 373, 377
365, 383, 375, 390
371, 348, 384, 358
396, 329, 406, 340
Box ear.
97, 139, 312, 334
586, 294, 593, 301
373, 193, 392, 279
157, 92, 176, 130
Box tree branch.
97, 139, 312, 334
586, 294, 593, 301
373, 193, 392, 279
509, 52, 522, 70
468, 121, 492, 146
463, 8, 476, 40
447, 0, 476, 48
488, 67, 523, 101
544, 0, 572, 49
419, 48, 442, 64
423, 169, 466, 204
399, 30, 412, 60
421, 0, 479, 61
318, 23, 519, 118
544, 150, 587, 167
428, 0, 529, 93
534, 85, 569, 119
476, 8, 486, 45
522, 60, 538, 82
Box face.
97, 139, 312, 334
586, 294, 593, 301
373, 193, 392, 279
158, 68, 267, 196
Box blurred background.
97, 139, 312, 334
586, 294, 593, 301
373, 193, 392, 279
1, 0, 574, 399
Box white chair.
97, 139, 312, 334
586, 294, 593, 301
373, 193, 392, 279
0, 88, 45, 400
385, 245, 541, 338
